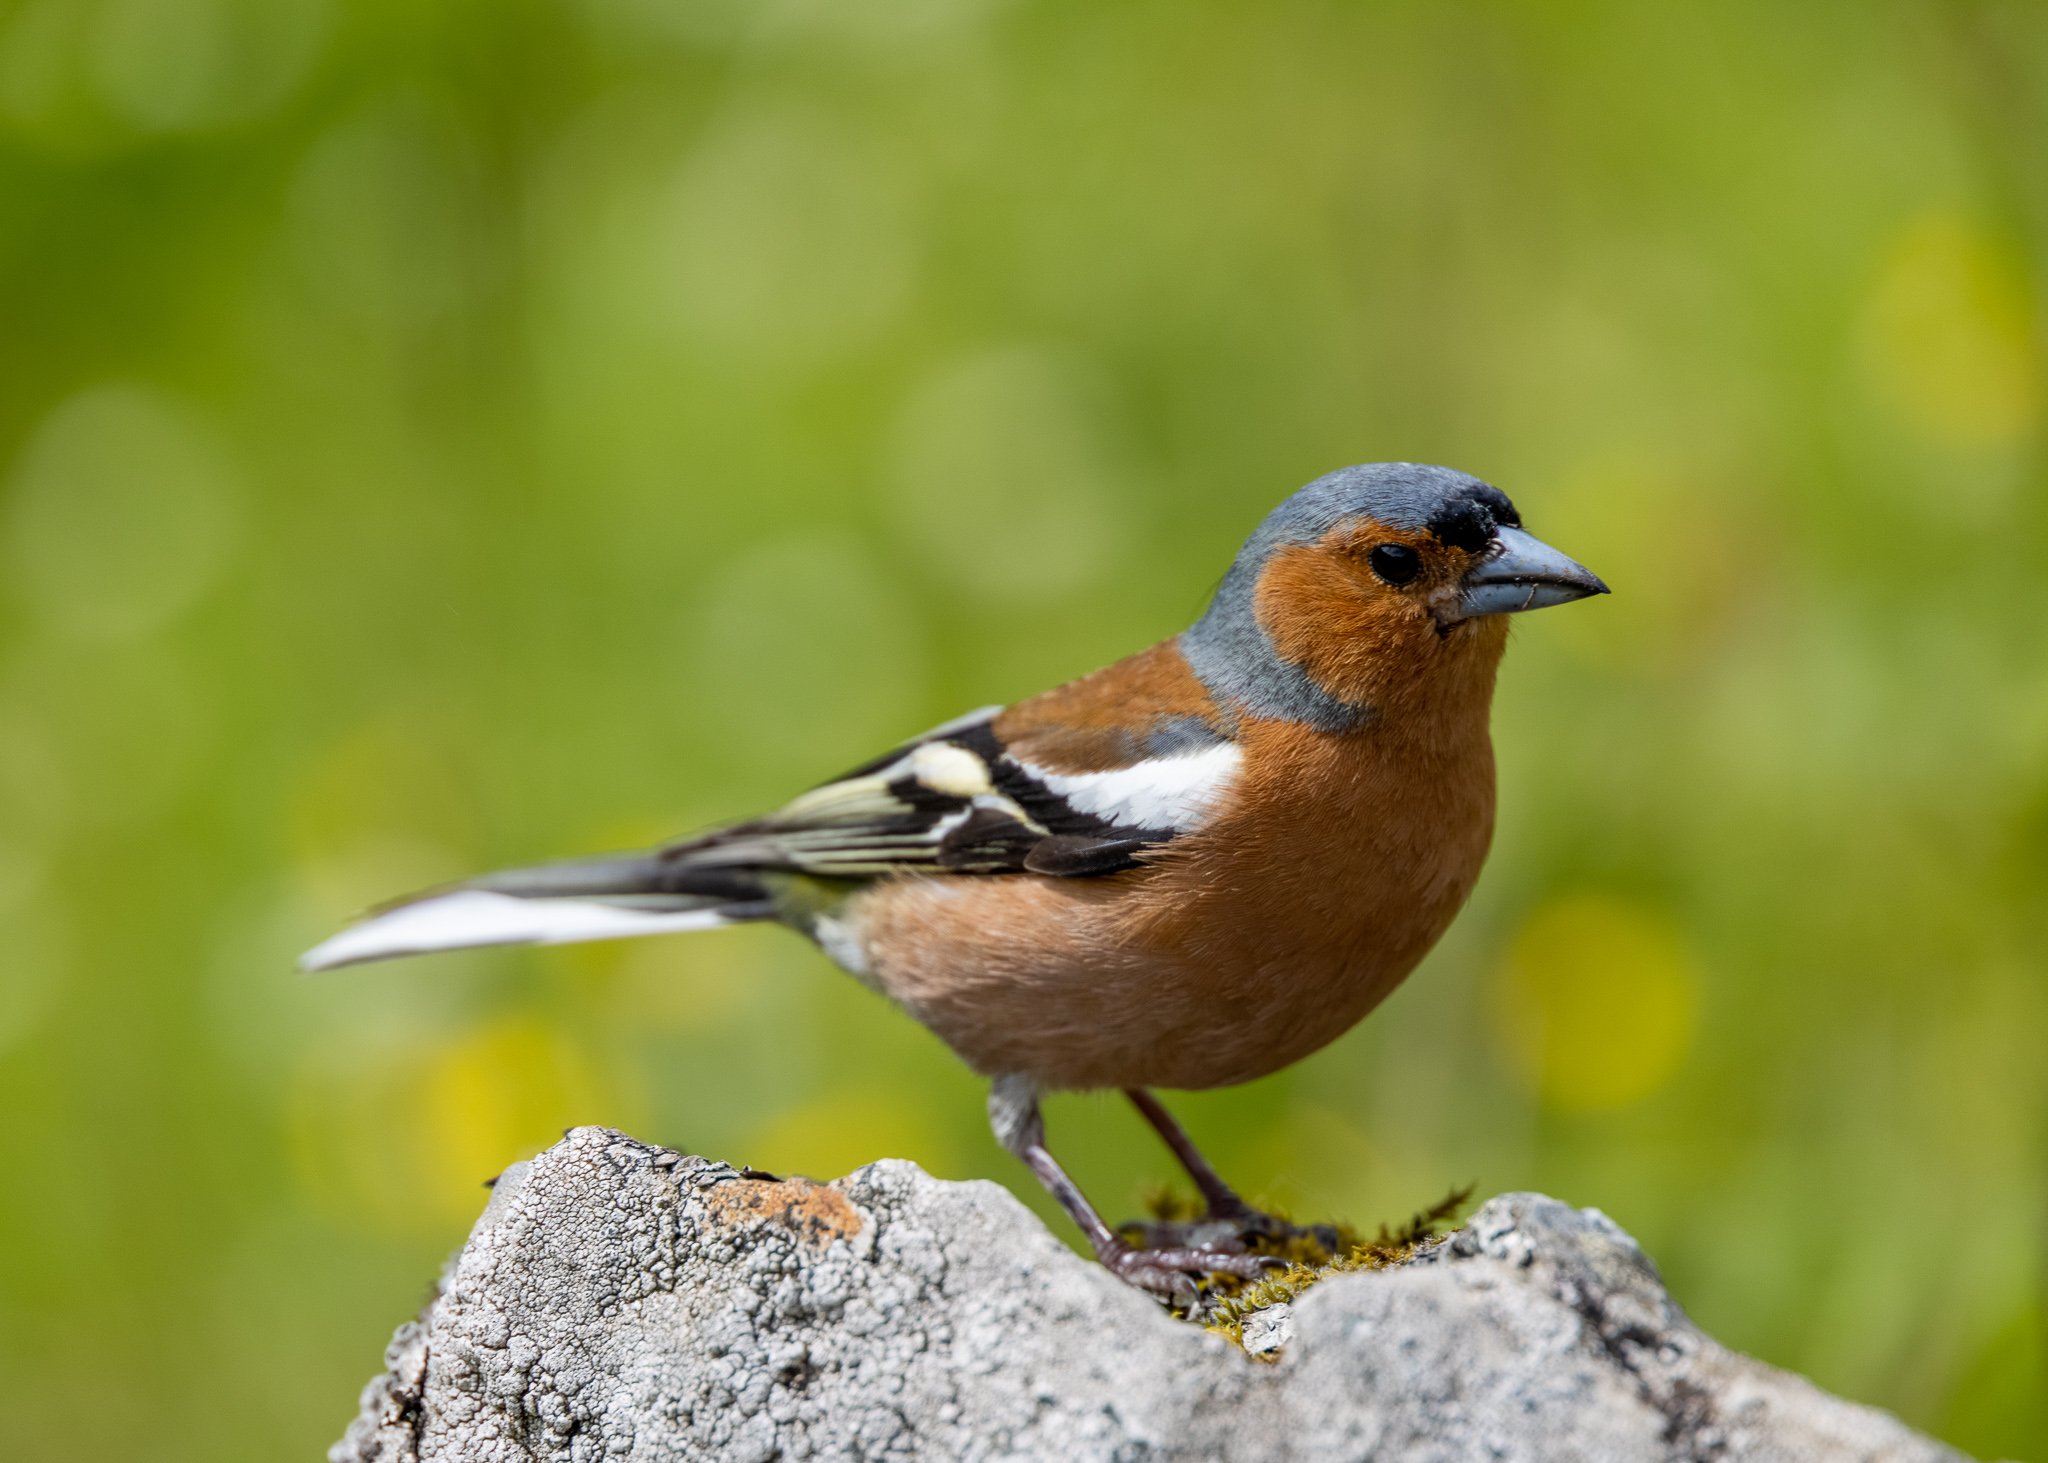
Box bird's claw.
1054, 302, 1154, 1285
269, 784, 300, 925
1121, 1204, 1346, 1266
1218, 1205, 1347, 1256
1099, 1239, 1284, 1303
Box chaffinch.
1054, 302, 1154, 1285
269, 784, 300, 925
304, 462, 1607, 1297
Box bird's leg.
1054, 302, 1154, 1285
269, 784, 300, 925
1125, 1088, 1257, 1221
1127, 1088, 1344, 1252
988, 1076, 1276, 1302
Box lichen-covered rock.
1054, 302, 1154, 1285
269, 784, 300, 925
333, 1127, 1966, 1463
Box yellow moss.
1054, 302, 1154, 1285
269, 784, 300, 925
1148, 1184, 1475, 1354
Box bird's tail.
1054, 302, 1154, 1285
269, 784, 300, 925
297, 851, 775, 973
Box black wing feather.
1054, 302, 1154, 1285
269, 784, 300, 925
654, 712, 1203, 883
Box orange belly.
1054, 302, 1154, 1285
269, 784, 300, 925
851, 710, 1497, 1091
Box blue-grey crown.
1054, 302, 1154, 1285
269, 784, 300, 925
1180, 463, 1519, 731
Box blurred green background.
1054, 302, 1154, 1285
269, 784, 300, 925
0, 0, 2044, 1456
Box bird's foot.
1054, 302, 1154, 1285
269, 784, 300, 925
1096, 1235, 1282, 1305
1123, 1202, 1349, 1269
1211, 1201, 1348, 1260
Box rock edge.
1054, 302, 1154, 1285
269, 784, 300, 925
332, 1126, 1966, 1463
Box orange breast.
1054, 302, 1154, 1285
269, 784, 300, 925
853, 620, 1507, 1091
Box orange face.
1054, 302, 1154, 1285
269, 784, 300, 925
1250, 516, 1515, 715
1327, 517, 1515, 627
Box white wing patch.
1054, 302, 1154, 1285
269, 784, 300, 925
298, 890, 734, 972
1010, 740, 1242, 833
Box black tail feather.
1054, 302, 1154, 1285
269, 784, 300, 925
469, 851, 772, 907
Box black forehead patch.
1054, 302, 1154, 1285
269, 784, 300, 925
1426, 485, 1519, 552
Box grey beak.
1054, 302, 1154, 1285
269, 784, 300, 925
1453, 526, 1609, 621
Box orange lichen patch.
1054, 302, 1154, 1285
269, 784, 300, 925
996, 640, 1226, 772
703, 1175, 865, 1249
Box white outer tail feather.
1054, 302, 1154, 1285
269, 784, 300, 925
298, 890, 735, 973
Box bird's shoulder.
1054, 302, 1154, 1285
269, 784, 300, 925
994, 638, 1233, 772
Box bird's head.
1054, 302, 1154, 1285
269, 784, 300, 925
1181, 463, 1607, 729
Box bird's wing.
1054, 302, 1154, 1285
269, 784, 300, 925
300, 656, 1244, 970
662, 701, 1243, 881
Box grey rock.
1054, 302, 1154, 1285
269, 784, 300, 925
1239, 1302, 1292, 1359
333, 1126, 1966, 1463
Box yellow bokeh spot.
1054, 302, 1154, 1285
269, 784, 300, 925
419, 1019, 629, 1218
1492, 894, 1700, 1112
290, 1016, 640, 1234
594, 925, 761, 1034
741, 1088, 948, 1182
1859, 211, 2041, 450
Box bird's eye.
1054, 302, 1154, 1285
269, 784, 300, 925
1368, 543, 1422, 586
